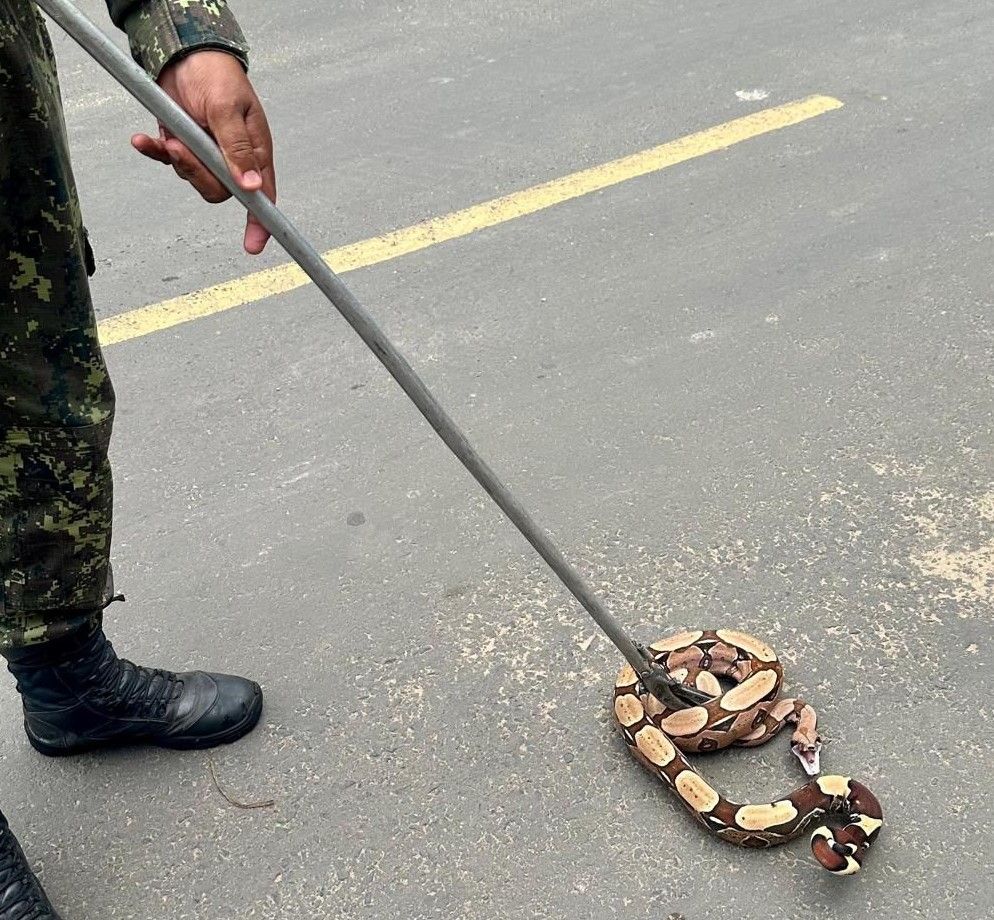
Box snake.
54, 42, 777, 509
613, 628, 883, 875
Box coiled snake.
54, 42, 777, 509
613, 629, 883, 874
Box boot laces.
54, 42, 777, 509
87, 640, 183, 718
0, 827, 50, 920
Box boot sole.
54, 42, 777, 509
25, 685, 264, 757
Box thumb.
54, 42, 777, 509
206, 101, 264, 193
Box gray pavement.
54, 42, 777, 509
5, 0, 993, 917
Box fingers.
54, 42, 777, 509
206, 93, 278, 254
130, 89, 277, 254
162, 138, 231, 204
243, 208, 270, 255
130, 133, 172, 165
133, 123, 232, 202
206, 96, 264, 193
241, 102, 277, 254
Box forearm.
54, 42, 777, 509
104, 0, 249, 79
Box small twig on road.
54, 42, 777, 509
207, 755, 275, 810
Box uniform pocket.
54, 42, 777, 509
1, 425, 114, 612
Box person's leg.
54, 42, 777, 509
1, 0, 262, 760
0, 9, 82, 916
0, 5, 260, 916
0, 0, 115, 646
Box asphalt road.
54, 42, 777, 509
3, 1, 992, 918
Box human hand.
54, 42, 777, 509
131, 50, 276, 255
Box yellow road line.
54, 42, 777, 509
98, 94, 843, 347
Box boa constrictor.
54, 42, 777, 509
613, 629, 883, 875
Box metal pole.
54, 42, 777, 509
35, 0, 710, 709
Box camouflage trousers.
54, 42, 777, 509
0, 0, 115, 650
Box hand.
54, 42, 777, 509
131, 50, 276, 255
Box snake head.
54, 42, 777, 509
791, 740, 822, 776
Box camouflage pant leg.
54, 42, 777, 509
0, 0, 116, 650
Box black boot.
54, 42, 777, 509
3, 626, 263, 757
0, 812, 61, 919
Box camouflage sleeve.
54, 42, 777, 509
104, 1, 250, 79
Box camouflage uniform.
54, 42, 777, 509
0, 0, 248, 649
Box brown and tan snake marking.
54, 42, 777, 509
613, 629, 883, 875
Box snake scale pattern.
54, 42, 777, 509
613, 629, 883, 874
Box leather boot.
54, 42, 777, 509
3, 626, 263, 756
0, 811, 61, 919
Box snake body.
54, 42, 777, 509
613, 629, 883, 874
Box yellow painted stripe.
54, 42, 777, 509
98, 94, 843, 347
